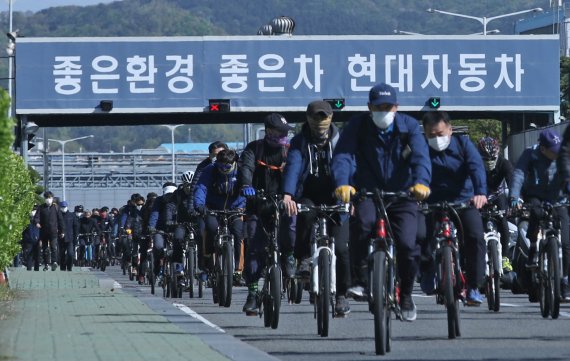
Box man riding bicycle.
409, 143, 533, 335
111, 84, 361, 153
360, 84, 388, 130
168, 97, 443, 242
332, 83, 431, 321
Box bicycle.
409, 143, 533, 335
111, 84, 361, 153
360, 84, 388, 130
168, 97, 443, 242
421, 201, 470, 340
297, 202, 350, 337
144, 233, 155, 295
480, 202, 504, 312
254, 191, 283, 329
356, 190, 410, 354
207, 209, 244, 307
180, 221, 202, 298
98, 230, 112, 272
77, 232, 96, 268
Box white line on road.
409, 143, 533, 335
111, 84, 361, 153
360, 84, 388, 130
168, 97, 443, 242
172, 303, 225, 333
559, 311, 570, 318
113, 281, 122, 289
500, 303, 522, 307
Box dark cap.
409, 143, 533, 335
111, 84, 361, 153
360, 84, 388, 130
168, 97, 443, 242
539, 128, 562, 153
369, 83, 398, 106
59, 201, 68, 207
306, 100, 333, 118
264, 113, 294, 133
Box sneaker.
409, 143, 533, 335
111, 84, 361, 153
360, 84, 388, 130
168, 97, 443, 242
233, 272, 246, 287
346, 285, 365, 299
525, 247, 538, 269
335, 296, 351, 316
43, 264, 49, 271
51, 262, 58, 271
400, 294, 417, 322
466, 288, 483, 306
283, 254, 296, 279
138, 275, 145, 285
242, 292, 259, 315
502, 257, 513, 273
157, 275, 164, 288
420, 271, 436, 295
296, 257, 311, 278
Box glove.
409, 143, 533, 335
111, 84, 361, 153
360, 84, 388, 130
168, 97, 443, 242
148, 227, 156, 234
242, 186, 256, 197
509, 197, 521, 208
334, 185, 356, 203
409, 183, 431, 201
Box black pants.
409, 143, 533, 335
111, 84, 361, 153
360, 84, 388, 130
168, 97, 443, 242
58, 240, 74, 271
526, 197, 570, 278
153, 226, 186, 276
40, 234, 58, 266
294, 198, 351, 295
24, 241, 40, 271
204, 215, 243, 276
493, 193, 511, 256
417, 207, 486, 289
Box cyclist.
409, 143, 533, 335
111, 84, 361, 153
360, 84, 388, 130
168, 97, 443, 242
194, 150, 245, 299
149, 182, 187, 282
418, 111, 487, 306
332, 83, 431, 321
78, 210, 100, 266
33, 191, 65, 271
59, 201, 79, 271
510, 129, 569, 300
239, 114, 296, 315
121, 194, 146, 283
190, 142, 228, 273
282, 100, 351, 316
477, 137, 514, 274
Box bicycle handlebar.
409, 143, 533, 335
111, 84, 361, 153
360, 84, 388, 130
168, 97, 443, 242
206, 209, 245, 217
420, 201, 471, 213
297, 203, 350, 214
354, 189, 411, 200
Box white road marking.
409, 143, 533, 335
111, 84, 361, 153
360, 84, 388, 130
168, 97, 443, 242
173, 303, 226, 333
113, 281, 122, 289
500, 303, 522, 307
559, 311, 570, 318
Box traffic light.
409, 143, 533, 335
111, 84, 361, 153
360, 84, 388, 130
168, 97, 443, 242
208, 99, 231, 112
324, 98, 345, 111
427, 97, 441, 109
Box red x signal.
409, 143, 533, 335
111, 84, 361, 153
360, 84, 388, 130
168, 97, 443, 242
210, 104, 219, 112
208, 99, 230, 112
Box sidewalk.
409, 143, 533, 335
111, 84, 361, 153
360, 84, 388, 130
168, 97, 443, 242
0, 268, 245, 361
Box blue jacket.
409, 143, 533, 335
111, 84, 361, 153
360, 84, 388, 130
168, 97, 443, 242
510, 145, 562, 202
22, 220, 39, 245
428, 135, 487, 203
194, 164, 246, 210
283, 123, 340, 199
332, 112, 431, 191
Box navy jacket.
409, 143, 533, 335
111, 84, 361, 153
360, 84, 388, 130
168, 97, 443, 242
428, 135, 487, 203
194, 164, 245, 210
148, 188, 193, 231
332, 112, 431, 191
22, 220, 39, 245
510, 145, 562, 202
283, 123, 339, 199
60, 211, 79, 244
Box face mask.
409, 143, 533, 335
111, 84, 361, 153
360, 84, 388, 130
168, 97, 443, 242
75, 212, 82, 217
372, 111, 395, 129
45, 198, 53, 206
183, 185, 192, 195
484, 159, 497, 171
163, 186, 177, 194
30, 210, 36, 217
136, 205, 143, 211
216, 162, 235, 174
265, 134, 289, 147
428, 135, 451, 152
62, 207, 68, 213
307, 117, 331, 140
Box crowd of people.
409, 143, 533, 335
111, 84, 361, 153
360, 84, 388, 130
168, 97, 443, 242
18, 82, 570, 323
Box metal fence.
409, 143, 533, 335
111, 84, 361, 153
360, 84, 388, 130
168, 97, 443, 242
506, 121, 569, 164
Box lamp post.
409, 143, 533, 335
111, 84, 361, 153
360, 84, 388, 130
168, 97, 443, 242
426, 7, 543, 35
161, 124, 183, 182
48, 135, 94, 201
394, 29, 500, 35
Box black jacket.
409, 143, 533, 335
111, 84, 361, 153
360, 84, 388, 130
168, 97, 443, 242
486, 156, 514, 196
33, 203, 64, 238
238, 139, 287, 194
61, 211, 79, 244
78, 217, 100, 240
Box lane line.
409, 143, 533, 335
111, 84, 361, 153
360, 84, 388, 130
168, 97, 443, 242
113, 281, 122, 289
500, 303, 522, 307
172, 303, 226, 333
559, 311, 570, 318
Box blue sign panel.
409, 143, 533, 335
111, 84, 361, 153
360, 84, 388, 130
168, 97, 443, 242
15, 35, 560, 114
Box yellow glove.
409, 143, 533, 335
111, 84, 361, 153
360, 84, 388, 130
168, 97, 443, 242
334, 185, 356, 203
409, 183, 431, 201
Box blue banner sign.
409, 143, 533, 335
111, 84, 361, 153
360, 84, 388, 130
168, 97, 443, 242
15, 35, 560, 114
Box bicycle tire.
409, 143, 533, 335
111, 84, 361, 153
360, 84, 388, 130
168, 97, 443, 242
188, 247, 196, 298
287, 278, 296, 304
263, 289, 272, 327
199, 279, 204, 298
548, 236, 561, 319
270, 266, 282, 329
372, 250, 388, 355
100, 247, 107, 272
294, 279, 304, 304
216, 253, 225, 306
221, 243, 234, 307
317, 248, 331, 337
148, 253, 155, 295
171, 260, 179, 299
539, 243, 550, 318
486, 240, 500, 312
442, 245, 458, 339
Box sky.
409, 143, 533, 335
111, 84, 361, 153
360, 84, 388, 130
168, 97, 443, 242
5, 0, 119, 12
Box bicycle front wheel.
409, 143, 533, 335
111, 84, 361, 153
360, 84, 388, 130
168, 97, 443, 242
269, 266, 282, 329
548, 236, 561, 319
372, 250, 388, 355
188, 246, 196, 298
220, 243, 234, 307
442, 245, 459, 339
317, 248, 331, 337
486, 239, 501, 312
148, 253, 155, 295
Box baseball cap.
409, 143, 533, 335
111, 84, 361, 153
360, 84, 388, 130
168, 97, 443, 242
59, 201, 68, 207
369, 83, 398, 106
539, 128, 562, 153
306, 100, 333, 118
264, 113, 294, 133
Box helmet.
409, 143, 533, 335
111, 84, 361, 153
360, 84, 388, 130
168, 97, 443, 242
74, 205, 84, 212
477, 137, 500, 160
181, 170, 195, 184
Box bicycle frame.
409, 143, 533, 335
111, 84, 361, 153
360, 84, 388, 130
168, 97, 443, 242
480, 205, 504, 278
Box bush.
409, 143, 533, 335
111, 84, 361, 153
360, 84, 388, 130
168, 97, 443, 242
0, 90, 35, 270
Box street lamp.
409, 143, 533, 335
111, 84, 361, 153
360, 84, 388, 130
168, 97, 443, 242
394, 28, 499, 35
161, 124, 183, 183
426, 7, 543, 35
48, 135, 94, 201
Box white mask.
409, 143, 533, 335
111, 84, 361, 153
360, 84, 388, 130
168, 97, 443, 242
75, 212, 82, 217
45, 198, 53, 206
30, 210, 36, 217
372, 111, 395, 129
62, 207, 68, 213
428, 135, 451, 152
136, 205, 143, 211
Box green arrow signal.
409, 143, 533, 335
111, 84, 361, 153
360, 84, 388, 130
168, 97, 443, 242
334, 100, 343, 108
430, 99, 439, 108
